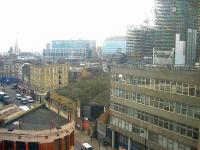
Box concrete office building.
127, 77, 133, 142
110, 65, 200, 150
43, 40, 96, 62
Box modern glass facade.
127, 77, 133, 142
43, 40, 96, 62
103, 36, 126, 56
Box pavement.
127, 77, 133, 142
75, 129, 112, 150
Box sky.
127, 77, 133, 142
0, 0, 154, 53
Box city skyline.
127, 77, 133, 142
0, 0, 154, 53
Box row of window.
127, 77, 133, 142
110, 102, 199, 139
110, 116, 196, 150
110, 88, 200, 119
111, 73, 200, 97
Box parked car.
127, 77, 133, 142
21, 98, 28, 104
16, 94, 22, 100
26, 96, 34, 103
16, 94, 21, 97
17, 96, 22, 100
0, 91, 9, 101
81, 143, 94, 150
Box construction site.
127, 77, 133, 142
127, 0, 199, 65
127, 25, 154, 64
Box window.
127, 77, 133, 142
146, 78, 150, 88
181, 104, 187, 115
189, 84, 195, 96
155, 79, 159, 90
154, 98, 159, 108
159, 99, 164, 109
194, 108, 200, 119
165, 80, 170, 91
164, 101, 169, 111
159, 80, 165, 91
171, 81, 177, 93
170, 102, 176, 112
175, 103, 181, 114
187, 106, 193, 117
145, 96, 150, 105
183, 83, 189, 95
196, 84, 200, 97
177, 82, 182, 94
167, 139, 173, 150
150, 78, 155, 89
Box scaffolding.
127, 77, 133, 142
127, 25, 154, 64
154, 0, 198, 65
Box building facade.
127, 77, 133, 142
110, 65, 200, 150
127, 26, 154, 64
154, 0, 198, 65
30, 64, 68, 101
197, 0, 200, 62
0, 55, 20, 78
103, 36, 126, 58
43, 40, 96, 62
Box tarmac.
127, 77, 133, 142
75, 129, 113, 150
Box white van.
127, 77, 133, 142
81, 143, 94, 150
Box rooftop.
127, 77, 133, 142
1, 105, 67, 130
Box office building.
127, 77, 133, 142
127, 26, 154, 64
197, 0, 200, 61
154, 0, 198, 65
43, 40, 96, 62
110, 65, 200, 150
0, 103, 75, 150
30, 64, 68, 101
103, 36, 126, 58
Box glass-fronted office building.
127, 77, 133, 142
103, 36, 126, 58
43, 40, 96, 62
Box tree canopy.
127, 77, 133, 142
56, 73, 110, 105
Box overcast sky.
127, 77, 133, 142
0, 0, 154, 53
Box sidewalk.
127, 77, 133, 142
75, 129, 112, 150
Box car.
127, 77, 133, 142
25, 96, 34, 103
81, 143, 94, 150
17, 96, 22, 100
16, 94, 21, 98
27, 99, 34, 103
0, 91, 9, 101
21, 98, 28, 104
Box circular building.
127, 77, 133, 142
0, 103, 75, 150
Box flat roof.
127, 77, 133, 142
2, 105, 67, 130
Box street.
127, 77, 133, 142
74, 129, 112, 150
1, 84, 34, 107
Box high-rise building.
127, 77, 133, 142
103, 36, 126, 58
197, 0, 200, 61
154, 0, 198, 65
43, 40, 96, 62
110, 65, 200, 150
127, 25, 154, 64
